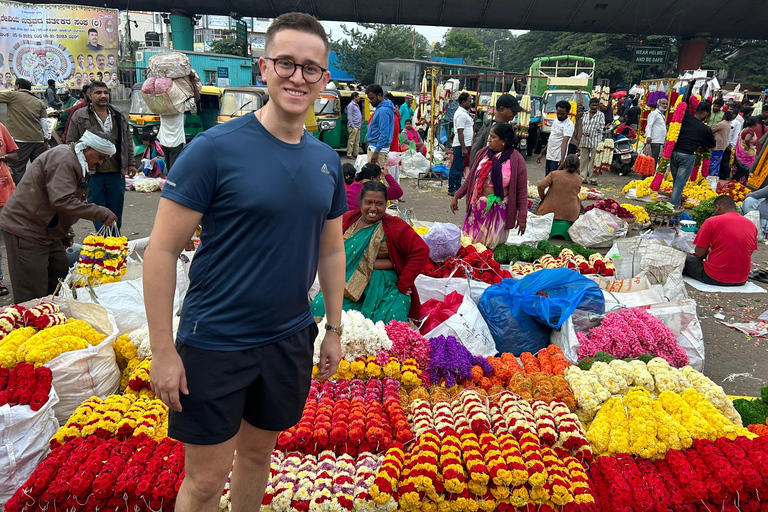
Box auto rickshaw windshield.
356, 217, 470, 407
220, 91, 261, 116
314, 96, 338, 116
130, 93, 153, 115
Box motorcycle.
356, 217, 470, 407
607, 126, 637, 176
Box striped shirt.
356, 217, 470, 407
580, 110, 606, 149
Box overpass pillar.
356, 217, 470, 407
677, 37, 708, 72
169, 13, 195, 51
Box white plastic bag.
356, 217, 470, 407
423, 293, 496, 357
414, 274, 491, 306
354, 155, 368, 172
607, 237, 688, 301
505, 212, 554, 246
423, 223, 462, 262
147, 51, 193, 79
586, 275, 666, 308
400, 150, 430, 179
568, 209, 628, 248
0, 386, 59, 505
551, 299, 704, 370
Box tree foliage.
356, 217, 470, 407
331, 23, 429, 84
209, 29, 244, 57
434, 28, 513, 68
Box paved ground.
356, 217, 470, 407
0, 142, 765, 396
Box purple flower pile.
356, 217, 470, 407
428, 335, 489, 387
576, 308, 689, 367
646, 90, 668, 108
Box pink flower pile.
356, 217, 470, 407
584, 199, 635, 220
576, 308, 689, 367
385, 321, 430, 369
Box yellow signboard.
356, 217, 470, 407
0, 1, 119, 91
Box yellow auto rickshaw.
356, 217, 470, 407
217, 85, 319, 138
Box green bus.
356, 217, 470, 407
528, 56, 595, 98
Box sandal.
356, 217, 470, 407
0, 283, 8, 297
749, 270, 768, 284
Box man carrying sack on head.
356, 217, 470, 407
0, 129, 118, 303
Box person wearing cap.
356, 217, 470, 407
399, 95, 414, 130
0, 129, 118, 303
470, 94, 524, 169
578, 97, 607, 185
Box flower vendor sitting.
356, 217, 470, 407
313, 180, 430, 323
683, 194, 756, 286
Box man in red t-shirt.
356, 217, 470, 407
684, 195, 757, 285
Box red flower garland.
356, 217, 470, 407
423, 245, 512, 285
0, 362, 52, 410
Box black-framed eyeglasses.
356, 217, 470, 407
264, 57, 327, 84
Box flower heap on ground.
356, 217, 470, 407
565, 357, 741, 424
623, 175, 672, 200
315, 310, 392, 363
576, 308, 688, 367
261, 450, 388, 512
5, 434, 184, 512
510, 250, 615, 278
75, 234, 129, 286
423, 245, 511, 285
0, 362, 53, 410
590, 435, 768, 512
371, 388, 595, 511
0, 316, 106, 368
619, 203, 650, 224
720, 180, 749, 203
584, 199, 635, 220
586, 386, 754, 459
277, 377, 413, 454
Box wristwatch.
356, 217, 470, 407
325, 323, 343, 336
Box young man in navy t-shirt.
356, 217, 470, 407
143, 13, 346, 511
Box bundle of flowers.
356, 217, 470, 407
75, 234, 129, 286
719, 180, 749, 202
505, 372, 577, 411
124, 317, 181, 362
423, 245, 511, 285
689, 147, 713, 181
0, 319, 107, 368
623, 175, 672, 199
652, 100, 686, 183
592, 138, 613, 175
6, 434, 184, 512
645, 90, 667, 108
113, 333, 138, 371
586, 387, 754, 459
681, 175, 718, 208
261, 450, 385, 512
428, 335, 492, 388
277, 377, 413, 454
0, 362, 52, 410
0, 305, 25, 339
385, 321, 430, 369
126, 357, 153, 396
590, 436, 768, 512
314, 310, 392, 363
565, 358, 742, 424
0, 303, 67, 334
619, 203, 650, 224
633, 154, 657, 176
522, 250, 615, 277
584, 199, 635, 220
314, 355, 406, 383
50, 394, 169, 445
576, 308, 688, 367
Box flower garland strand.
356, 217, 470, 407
651, 100, 687, 190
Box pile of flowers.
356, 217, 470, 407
428, 335, 491, 388
504, 372, 577, 411
565, 358, 742, 423
633, 154, 656, 176
5, 434, 184, 512
113, 333, 138, 372
510, 249, 615, 278
576, 308, 689, 367
423, 245, 511, 285
584, 199, 635, 220
619, 203, 650, 224
593, 138, 613, 175
125, 357, 154, 399
0, 319, 107, 368
652, 100, 686, 184
587, 386, 753, 459
681, 175, 718, 208
719, 180, 749, 202
75, 234, 129, 286
385, 321, 429, 369
645, 90, 667, 108
623, 175, 672, 199
314, 310, 392, 362
261, 450, 385, 512
277, 377, 413, 454
0, 362, 53, 410
50, 394, 169, 445
590, 436, 768, 512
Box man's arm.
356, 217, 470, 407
558, 136, 571, 168
144, 198, 203, 412
694, 245, 708, 258
47, 164, 112, 221
316, 216, 344, 380
457, 128, 467, 156
0, 91, 12, 105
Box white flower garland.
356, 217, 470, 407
314, 310, 392, 363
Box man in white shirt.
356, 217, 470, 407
645, 98, 668, 164
159, 112, 185, 173
448, 92, 474, 195
537, 100, 574, 176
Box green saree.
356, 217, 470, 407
312, 222, 411, 323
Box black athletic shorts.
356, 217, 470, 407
168, 322, 318, 445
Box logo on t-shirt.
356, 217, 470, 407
320, 164, 329, 175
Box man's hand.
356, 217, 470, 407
127, 165, 138, 177
461, 146, 468, 157
517, 222, 527, 235
536, 153, 543, 164
103, 211, 118, 226
61, 235, 75, 248
646, 137, 652, 144
150, 349, 188, 412
370, 151, 379, 164
317, 331, 342, 380
558, 159, 565, 170
450, 196, 459, 213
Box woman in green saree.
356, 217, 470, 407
312, 181, 430, 323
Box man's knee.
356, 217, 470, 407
183, 465, 230, 500
235, 425, 278, 465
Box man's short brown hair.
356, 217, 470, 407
265, 12, 329, 60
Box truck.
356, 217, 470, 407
527, 56, 595, 152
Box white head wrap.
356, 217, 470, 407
74, 130, 117, 177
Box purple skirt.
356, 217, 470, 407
463, 196, 508, 249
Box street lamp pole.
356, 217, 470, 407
492, 37, 508, 68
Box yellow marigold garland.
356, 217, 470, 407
0, 327, 37, 368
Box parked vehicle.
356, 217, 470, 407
217, 85, 319, 138
608, 126, 637, 176
315, 89, 371, 152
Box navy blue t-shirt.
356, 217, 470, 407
161, 114, 347, 351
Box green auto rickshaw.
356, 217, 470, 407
315, 89, 370, 152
